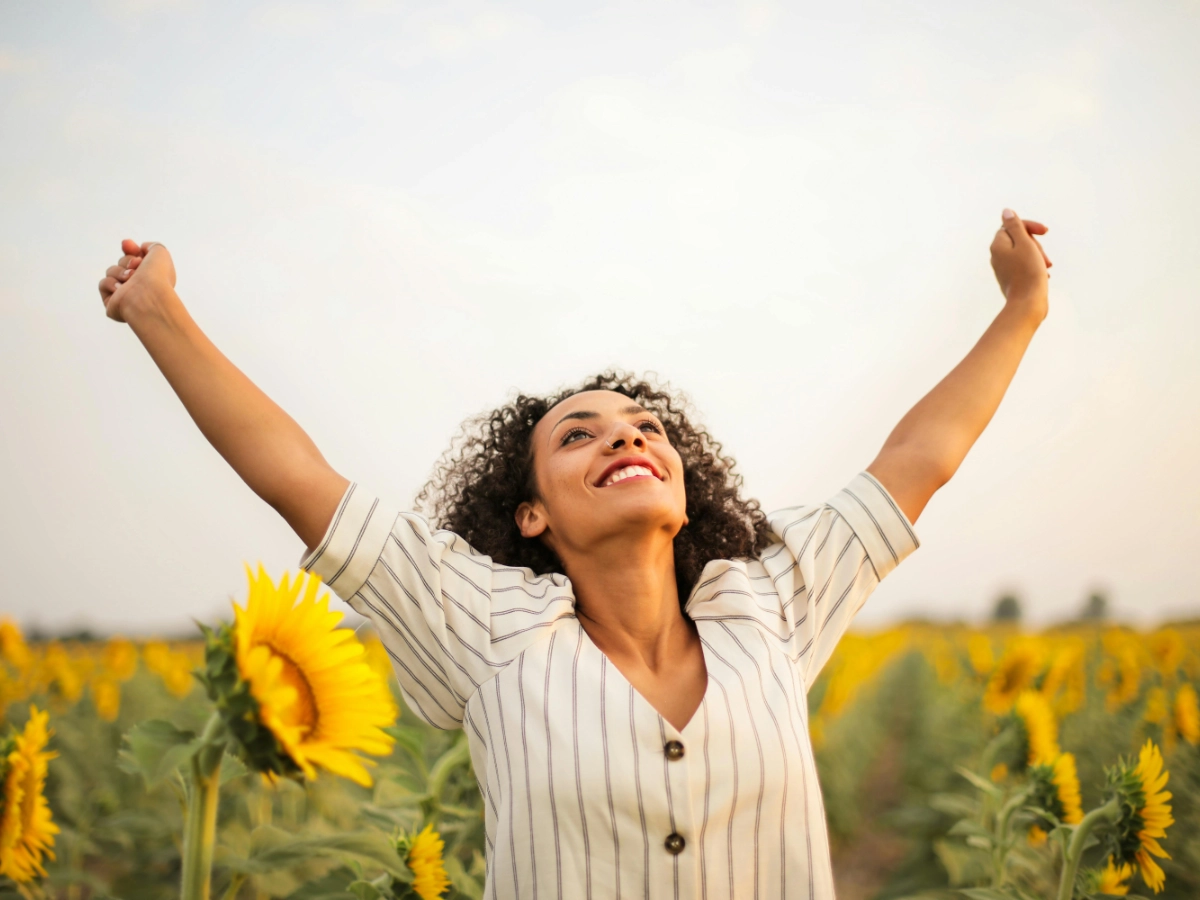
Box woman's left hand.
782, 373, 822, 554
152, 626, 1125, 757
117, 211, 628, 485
990, 208, 1051, 321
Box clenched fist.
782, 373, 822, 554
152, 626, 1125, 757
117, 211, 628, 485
98, 239, 177, 324
990, 209, 1051, 321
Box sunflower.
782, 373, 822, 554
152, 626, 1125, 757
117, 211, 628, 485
40, 643, 84, 704
102, 637, 138, 682
91, 678, 121, 722
984, 644, 1043, 714
1028, 751, 1083, 840
1041, 642, 1086, 716
163, 653, 197, 698
1143, 687, 1168, 726
201, 566, 396, 786
0, 707, 59, 882
967, 633, 994, 676
1014, 690, 1060, 767
404, 824, 451, 900
0, 620, 31, 672
1174, 684, 1200, 746
1103, 740, 1174, 894
1147, 630, 1184, 681
1098, 638, 1143, 712
1099, 859, 1132, 900
142, 640, 171, 675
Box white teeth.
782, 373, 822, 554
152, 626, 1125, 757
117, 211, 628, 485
604, 465, 654, 486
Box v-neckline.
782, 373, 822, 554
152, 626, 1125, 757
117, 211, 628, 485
575, 617, 712, 737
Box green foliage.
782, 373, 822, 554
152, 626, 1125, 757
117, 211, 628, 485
12, 663, 483, 898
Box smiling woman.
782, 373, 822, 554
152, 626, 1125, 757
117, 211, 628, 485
413, 372, 773, 608
95, 207, 1050, 898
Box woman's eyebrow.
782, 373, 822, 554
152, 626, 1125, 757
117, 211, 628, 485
550, 405, 650, 434
552, 410, 598, 433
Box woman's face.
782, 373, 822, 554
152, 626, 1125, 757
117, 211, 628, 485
517, 390, 688, 556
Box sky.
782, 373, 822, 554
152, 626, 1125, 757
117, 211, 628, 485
1, 0, 1198, 635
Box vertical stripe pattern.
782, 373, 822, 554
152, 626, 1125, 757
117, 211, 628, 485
302, 471, 919, 898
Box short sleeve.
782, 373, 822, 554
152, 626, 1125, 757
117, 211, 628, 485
762, 471, 919, 689
301, 482, 576, 729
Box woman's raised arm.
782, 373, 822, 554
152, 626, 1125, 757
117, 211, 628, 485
866, 209, 1052, 525
98, 239, 349, 554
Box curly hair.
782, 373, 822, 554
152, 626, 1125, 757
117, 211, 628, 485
414, 371, 774, 608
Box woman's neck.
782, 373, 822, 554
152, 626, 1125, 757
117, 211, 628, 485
562, 534, 692, 672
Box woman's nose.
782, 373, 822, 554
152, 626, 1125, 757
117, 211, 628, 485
605, 421, 645, 451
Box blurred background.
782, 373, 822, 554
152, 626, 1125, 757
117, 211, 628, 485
2, 3, 1199, 630
4, 4, 1200, 898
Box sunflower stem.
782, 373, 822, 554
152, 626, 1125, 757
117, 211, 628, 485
1055, 795, 1121, 900
181, 712, 227, 900
991, 785, 1032, 886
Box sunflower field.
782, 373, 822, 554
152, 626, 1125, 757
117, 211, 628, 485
3, 572, 1200, 900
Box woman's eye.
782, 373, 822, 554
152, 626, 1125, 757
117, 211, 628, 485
638, 420, 664, 435
561, 428, 591, 445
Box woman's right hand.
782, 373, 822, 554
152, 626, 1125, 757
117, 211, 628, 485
98, 239, 177, 324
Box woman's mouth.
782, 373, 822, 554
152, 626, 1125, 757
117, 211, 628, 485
596, 459, 663, 487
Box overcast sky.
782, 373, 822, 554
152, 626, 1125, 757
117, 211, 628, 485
2, 0, 1198, 635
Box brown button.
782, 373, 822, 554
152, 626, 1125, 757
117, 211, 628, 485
664, 740, 685, 761
664, 832, 686, 855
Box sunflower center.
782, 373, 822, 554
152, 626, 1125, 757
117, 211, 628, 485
271, 648, 319, 736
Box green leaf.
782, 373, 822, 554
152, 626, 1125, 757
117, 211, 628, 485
954, 766, 1004, 797
219, 753, 248, 785
929, 792, 979, 818
283, 867, 359, 900
117, 719, 202, 788
346, 883, 386, 900
960, 889, 1022, 900
947, 819, 992, 839
219, 825, 409, 878
444, 853, 484, 900
387, 724, 430, 758
427, 735, 472, 799
932, 838, 989, 887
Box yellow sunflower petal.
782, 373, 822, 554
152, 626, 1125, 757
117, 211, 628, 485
0, 707, 60, 883
232, 568, 396, 784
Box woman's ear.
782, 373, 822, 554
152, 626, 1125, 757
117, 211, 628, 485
515, 500, 548, 539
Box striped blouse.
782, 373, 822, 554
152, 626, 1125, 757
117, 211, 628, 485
301, 470, 919, 899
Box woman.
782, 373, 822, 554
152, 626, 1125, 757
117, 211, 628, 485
96, 209, 1051, 898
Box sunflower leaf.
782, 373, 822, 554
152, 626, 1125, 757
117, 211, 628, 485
954, 766, 1003, 797
928, 792, 979, 818
346, 880, 400, 900
946, 820, 991, 839
443, 853, 483, 900
220, 752, 248, 785
219, 825, 410, 878
117, 719, 202, 788
283, 866, 359, 900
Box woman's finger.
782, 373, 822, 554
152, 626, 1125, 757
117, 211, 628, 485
994, 224, 1052, 268
99, 275, 119, 299
1028, 234, 1053, 268
1023, 219, 1049, 234
121, 238, 144, 257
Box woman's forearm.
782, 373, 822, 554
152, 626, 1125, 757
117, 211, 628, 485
126, 290, 349, 551
867, 301, 1043, 522
884, 302, 1042, 476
